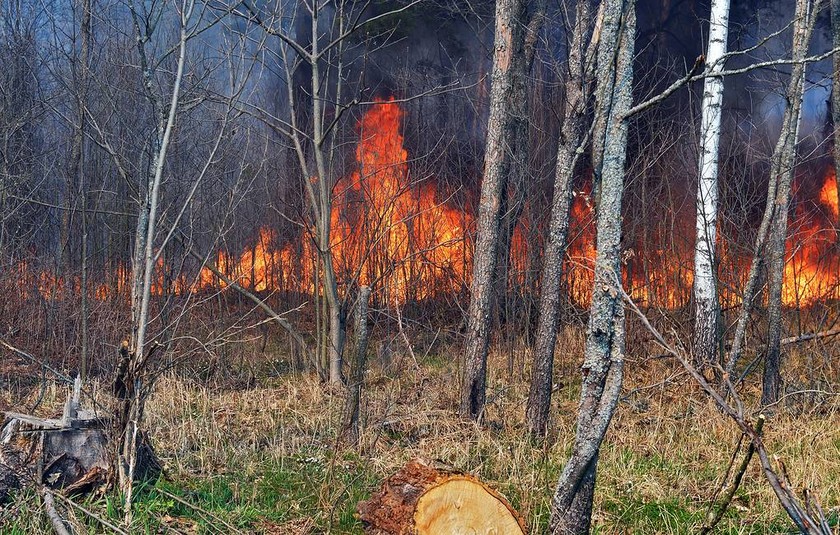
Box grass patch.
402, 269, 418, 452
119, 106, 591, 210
2, 332, 839, 533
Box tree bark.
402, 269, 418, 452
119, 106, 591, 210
526, 0, 598, 438
693, 0, 730, 370
494, 0, 545, 337
762, 0, 817, 406
833, 0, 840, 233
550, 0, 634, 532
342, 286, 371, 446
550, 0, 636, 534
461, 0, 527, 419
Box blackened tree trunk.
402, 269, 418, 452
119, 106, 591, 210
550, 0, 635, 532
495, 0, 546, 336
693, 0, 730, 371
526, 0, 599, 438
763, 0, 817, 406
461, 0, 527, 419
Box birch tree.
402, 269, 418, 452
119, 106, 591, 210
693, 0, 730, 371
550, 0, 634, 531
461, 0, 526, 419
526, 0, 600, 438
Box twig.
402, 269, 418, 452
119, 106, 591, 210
611, 269, 832, 534
1, 339, 74, 384
179, 236, 317, 376
780, 328, 840, 346
41, 488, 72, 535
155, 488, 244, 534
0, 339, 108, 413
622, 55, 704, 119
52, 492, 129, 535
700, 415, 766, 534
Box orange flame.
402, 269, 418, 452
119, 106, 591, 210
10, 101, 840, 313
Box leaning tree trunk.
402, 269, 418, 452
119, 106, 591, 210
461, 0, 526, 419
526, 0, 598, 438
724, 0, 818, 380
550, 1, 634, 533
693, 0, 730, 371
763, 0, 816, 406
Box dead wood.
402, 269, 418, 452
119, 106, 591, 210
357, 459, 526, 534
0, 373, 158, 508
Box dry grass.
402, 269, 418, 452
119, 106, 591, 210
2, 322, 839, 533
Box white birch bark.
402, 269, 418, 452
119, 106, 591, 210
693, 0, 730, 368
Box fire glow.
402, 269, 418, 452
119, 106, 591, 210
11, 100, 840, 309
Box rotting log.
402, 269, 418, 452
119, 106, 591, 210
357, 459, 526, 534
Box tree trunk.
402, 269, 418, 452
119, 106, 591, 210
724, 1, 818, 380
550, 0, 634, 532
357, 459, 526, 535
119, 6, 191, 524
693, 0, 730, 370
833, 0, 840, 234
461, 0, 526, 419
762, 0, 816, 406
527, 0, 598, 438
342, 286, 371, 446
494, 0, 546, 336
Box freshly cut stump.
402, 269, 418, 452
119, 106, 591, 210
357, 459, 526, 534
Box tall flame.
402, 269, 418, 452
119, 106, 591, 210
10, 100, 840, 312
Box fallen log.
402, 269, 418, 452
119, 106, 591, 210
357, 459, 526, 534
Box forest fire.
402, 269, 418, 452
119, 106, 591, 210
782, 167, 840, 306
9, 101, 840, 310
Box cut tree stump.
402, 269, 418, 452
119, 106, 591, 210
0, 408, 112, 495
357, 459, 527, 534
0, 377, 114, 499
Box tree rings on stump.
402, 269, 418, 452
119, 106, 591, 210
357, 459, 526, 534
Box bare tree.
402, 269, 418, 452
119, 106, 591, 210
67, 0, 92, 379
724, 1, 821, 386
833, 0, 840, 226
549, 0, 634, 531
241, 0, 427, 384
494, 0, 545, 340
108, 0, 254, 522
526, 0, 600, 438
764, 0, 821, 405
461, 0, 526, 419
693, 0, 730, 370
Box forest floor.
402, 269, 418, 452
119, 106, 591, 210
1, 323, 839, 534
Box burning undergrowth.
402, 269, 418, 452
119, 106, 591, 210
5, 99, 840, 312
